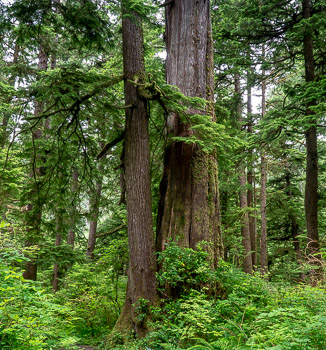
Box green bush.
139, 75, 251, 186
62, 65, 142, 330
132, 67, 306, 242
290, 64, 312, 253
146, 247, 326, 350
54, 238, 128, 342
156, 241, 215, 298
0, 249, 78, 349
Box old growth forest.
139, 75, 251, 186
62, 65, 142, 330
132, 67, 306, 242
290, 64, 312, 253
1, 0, 326, 349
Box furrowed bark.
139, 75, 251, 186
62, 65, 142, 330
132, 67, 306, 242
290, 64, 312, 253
156, 0, 222, 265
114, 0, 158, 337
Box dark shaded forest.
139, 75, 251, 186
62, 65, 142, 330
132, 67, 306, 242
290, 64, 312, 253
0, 0, 326, 349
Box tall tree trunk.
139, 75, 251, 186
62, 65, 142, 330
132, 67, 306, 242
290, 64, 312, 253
23, 45, 48, 281
260, 57, 268, 276
114, 0, 158, 337
235, 74, 252, 274
302, 0, 320, 278
156, 0, 222, 264
247, 70, 256, 269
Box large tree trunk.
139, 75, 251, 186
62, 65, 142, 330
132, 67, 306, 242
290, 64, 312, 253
23, 46, 48, 281
302, 0, 320, 279
156, 0, 222, 264
114, 0, 158, 338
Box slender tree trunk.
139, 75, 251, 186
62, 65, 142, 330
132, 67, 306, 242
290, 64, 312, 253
156, 0, 222, 264
260, 59, 268, 276
114, 0, 158, 337
235, 74, 252, 274
23, 46, 48, 281
302, 0, 320, 280
239, 168, 253, 274
247, 72, 256, 269
260, 155, 268, 276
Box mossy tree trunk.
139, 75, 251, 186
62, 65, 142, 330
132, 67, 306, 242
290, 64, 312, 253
156, 0, 222, 265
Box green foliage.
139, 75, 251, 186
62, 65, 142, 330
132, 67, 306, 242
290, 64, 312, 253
0, 235, 78, 349
157, 241, 215, 297
53, 239, 128, 342
141, 254, 326, 350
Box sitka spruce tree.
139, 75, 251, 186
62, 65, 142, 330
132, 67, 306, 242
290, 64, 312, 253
156, 0, 223, 266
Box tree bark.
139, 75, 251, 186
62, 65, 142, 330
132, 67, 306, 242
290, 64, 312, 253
239, 168, 253, 274
235, 74, 252, 274
302, 0, 320, 278
156, 0, 222, 264
114, 0, 158, 337
247, 71, 256, 269
260, 60, 268, 276
260, 155, 268, 276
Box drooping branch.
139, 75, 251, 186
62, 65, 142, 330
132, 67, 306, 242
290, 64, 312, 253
96, 131, 125, 160
95, 223, 126, 238
24, 74, 124, 122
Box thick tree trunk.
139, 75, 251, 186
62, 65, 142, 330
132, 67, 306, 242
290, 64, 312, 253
23, 46, 48, 281
302, 0, 320, 278
114, 0, 158, 337
260, 67, 268, 276
156, 0, 222, 264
